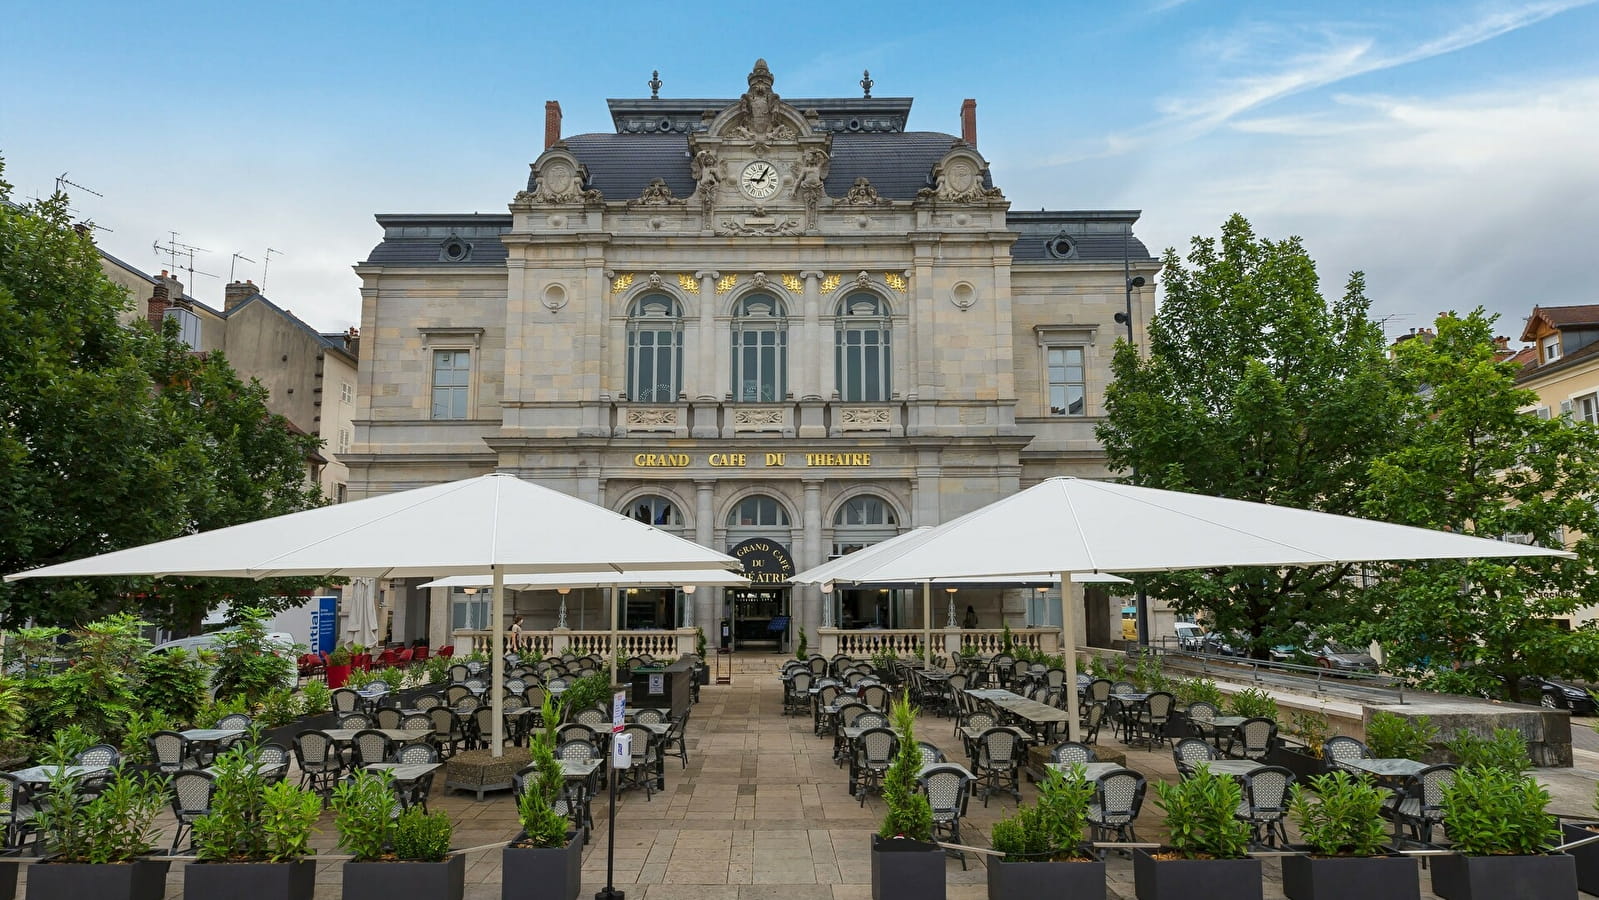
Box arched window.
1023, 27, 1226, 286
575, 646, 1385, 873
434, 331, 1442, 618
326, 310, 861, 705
626, 495, 684, 532
830, 494, 903, 630
835, 293, 891, 402
727, 495, 790, 529
835, 495, 897, 528
731, 295, 787, 403
626, 294, 682, 403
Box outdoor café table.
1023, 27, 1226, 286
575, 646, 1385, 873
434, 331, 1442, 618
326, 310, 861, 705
321, 728, 418, 745
1197, 759, 1267, 778
1200, 715, 1249, 752
6, 764, 106, 787
1344, 757, 1428, 790
965, 689, 1071, 740
365, 761, 441, 807
181, 728, 247, 763
1047, 761, 1124, 781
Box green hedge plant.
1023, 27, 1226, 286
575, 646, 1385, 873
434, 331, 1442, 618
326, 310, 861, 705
991, 765, 1096, 861
1227, 688, 1278, 720
514, 695, 571, 849
1153, 767, 1251, 859
35, 767, 168, 863
1365, 711, 1437, 760
1441, 766, 1557, 856
1288, 771, 1388, 857
193, 745, 322, 861
331, 769, 398, 860
1444, 727, 1531, 774
393, 807, 452, 861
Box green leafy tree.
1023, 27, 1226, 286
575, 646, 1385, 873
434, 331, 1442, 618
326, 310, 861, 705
1358, 310, 1599, 699
1098, 214, 1406, 658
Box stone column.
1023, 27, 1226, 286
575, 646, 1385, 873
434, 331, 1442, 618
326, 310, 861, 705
799, 271, 824, 400
801, 479, 824, 640
695, 479, 717, 629
428, 587, 449, 649
695, 271, 718, 401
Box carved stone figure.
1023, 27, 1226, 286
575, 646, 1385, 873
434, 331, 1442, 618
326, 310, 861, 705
842, 177, 884, 206
632, 177, 677, 206
920, 154, 1006, 203
791, 148, 828, 230
729, 59, 797, 148
692, 150, 721, 218
528, 159, 603, 205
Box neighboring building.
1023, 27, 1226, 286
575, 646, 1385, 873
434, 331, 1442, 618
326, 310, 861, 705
348, 61, 1158, 650
1517, 305, 1599, 427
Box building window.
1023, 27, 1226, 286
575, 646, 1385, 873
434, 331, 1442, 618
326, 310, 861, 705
431, 349, 471, 420
450, 589, 490, 631
165, 307, 203, 347
626, 495, 685, 532
1579, 393, 1599, 425
1046, 346, 1086, 416
836, 495, 897, 528
728, 495, 790, 528
341, 382, 354, 404
835, 293, 891, 402
1543, 335, 1562, 363
337, 428, 351, 454
626, 294, 683, 403
335, 483, 348, 504
731, 295, 787, 402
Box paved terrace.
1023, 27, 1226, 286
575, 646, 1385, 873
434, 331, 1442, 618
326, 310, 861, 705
18, 654, 1599, 900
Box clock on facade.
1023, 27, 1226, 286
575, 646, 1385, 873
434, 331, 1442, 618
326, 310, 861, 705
739, 160, 781, 199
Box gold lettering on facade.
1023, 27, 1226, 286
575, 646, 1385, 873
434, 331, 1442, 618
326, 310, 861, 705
765, 452, 786, 467
677, 273, 700, 294
633, 451, 874, 468
804, 453, 872, 467
708, 453, 747, 467
633, 453, 691, 467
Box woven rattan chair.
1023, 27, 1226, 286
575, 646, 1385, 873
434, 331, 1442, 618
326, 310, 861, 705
294, 730, 342, 793
852, 727, 897, 805
1323, 736, 1370, 774
974, 727, 1021, 806
168, 770, 215, 852
1087, 769, 1147, 850
918, 764, 973, 869
1049, 741, 1096, 766
352, 729, 395, 768
148, 731, 195, 774
1236, 766, 1295, 848
1173, 737, 1220, 779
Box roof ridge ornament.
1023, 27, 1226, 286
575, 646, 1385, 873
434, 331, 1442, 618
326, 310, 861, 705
860, 69, 873, 99
649, 70, 662, 100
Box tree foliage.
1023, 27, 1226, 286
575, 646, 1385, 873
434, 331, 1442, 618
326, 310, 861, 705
0, 161, 325, 629
1097, 213, 1406, 657
1357, 310, 1599, 698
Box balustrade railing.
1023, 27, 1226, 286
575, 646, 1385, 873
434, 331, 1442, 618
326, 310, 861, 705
452, 628, 697, 659
815, 626, 1062, 659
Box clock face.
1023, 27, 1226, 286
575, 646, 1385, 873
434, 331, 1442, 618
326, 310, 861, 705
740, 160, 781, 199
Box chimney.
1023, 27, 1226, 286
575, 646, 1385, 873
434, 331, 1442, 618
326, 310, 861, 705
344, 326, 361, 359
960, 98, 977, 147
544, 100, 562, 149
148, 270, 183, 326
225, 279, 258, 312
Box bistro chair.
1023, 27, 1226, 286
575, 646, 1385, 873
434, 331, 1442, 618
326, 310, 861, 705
1185, 701, 1220, 741
574, 707, 608, 728
1082, 703, 1108, 745
1086, 679, 1114, 704
916, 741, 947, 767
1236, 766, 1295, 848
1387, 764, 1457, 849
427, 707, 467, 758
352, 729, 395, 768
445, 685, 472, 706
918, 764, 973, 869
168, 771, 216, 852
855, 712, 889, 730
0, 773, 39, 851
1135, 691, 1176, 748
663, 710, 691, 769
616, 725, 655, 801
1087, 769, 1147, 851
294, 730, 343, 793
448, 664, 470, 682
374, 707, 403, 730
414, 693, 444, 711
1323, 736, 1371, 774
1049, 741, 1096, 766
973, 727, 1022, 806
256, 742, 291, 784
148, 731, 196, 774
853, 727, 898, 805
338, 712, 374, 730
956, 709, 997, 759
331, 688, 362, 714
634, 708, 667, 725
1173, 738, 1220, 779
1233, 717, 1279, 761
858, 684, 890, 711
74, 743, 122, 787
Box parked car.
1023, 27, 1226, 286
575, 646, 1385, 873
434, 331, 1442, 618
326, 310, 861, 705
1310, 641, 1378, 673
1198, 631, 1246, 657
1173, 622, 1206, 651
1524, 676, 1598, 714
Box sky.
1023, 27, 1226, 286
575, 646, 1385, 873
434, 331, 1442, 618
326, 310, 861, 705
3, 0, 1596, 342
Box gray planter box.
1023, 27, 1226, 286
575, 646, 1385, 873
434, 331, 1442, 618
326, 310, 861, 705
1429, 852, 1577, 900
0, 860, 14, 900
342, 854, 465, 900
501, 829, 584, 900
26, 859, 171, 900
870, 834, 945, 900
183, 859, 315, 900
1280, 853, 1420, 900
985, 856, 1105, 899
1132, 848, 1262, 900
1559, 822, 1599, 895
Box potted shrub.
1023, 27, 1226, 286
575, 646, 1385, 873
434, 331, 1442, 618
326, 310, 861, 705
27, 767, 171, 900
1364, 711, 1436, 760
503, 697, 583, 900
1270, 711, 1333, 780
326, 646, 353, 689
1134, 767, 1262, 900
987, 766, 1105, 899
333, 770, 464, 900
1430, 766, 1574, 899
871, 694, 944, 900
1281, 770, 1420, 900
1560, 779, 1599, 894
184, 747, 324, 900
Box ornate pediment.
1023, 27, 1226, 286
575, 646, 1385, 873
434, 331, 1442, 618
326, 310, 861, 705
701, 60, 818, 153
841, 177, 888, 206
627, 178, 682, 208
518, 144, 603, 206
917, 144, 1005, 204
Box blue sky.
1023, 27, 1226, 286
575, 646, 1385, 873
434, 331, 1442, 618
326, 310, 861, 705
3, 0, 1597, 340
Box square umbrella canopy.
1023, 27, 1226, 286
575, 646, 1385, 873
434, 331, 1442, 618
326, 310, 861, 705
6, 473, 739, 755
828, 477, 1572, 741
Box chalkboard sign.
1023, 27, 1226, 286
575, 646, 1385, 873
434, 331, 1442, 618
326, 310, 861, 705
767, 615, 791, 633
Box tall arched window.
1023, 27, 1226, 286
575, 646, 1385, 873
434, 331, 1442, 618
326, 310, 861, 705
831, 495, 902, 629
626, 294, 682, 403
626, 495, 685, 533
727, 495, 790, 529
835, 293, 891, 402
731, 295, 787, 402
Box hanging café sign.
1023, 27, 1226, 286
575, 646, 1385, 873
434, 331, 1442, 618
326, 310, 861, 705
729, 538, 796, 585
633, 452, 873, 468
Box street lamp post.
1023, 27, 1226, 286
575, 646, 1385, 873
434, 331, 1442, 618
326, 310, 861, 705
1115, 224, 1151, 648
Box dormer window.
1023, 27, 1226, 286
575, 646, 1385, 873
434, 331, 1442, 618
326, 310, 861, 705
439, 237, 471, 262
1543, 334, 1562, 363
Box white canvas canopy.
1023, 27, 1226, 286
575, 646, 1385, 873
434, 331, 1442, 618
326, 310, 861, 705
420, 570, 751, 590
828, 477, 1572, 741
343, 577, 380, 647
6, 473, 739, 756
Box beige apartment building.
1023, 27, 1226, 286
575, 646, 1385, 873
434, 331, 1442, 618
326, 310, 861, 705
347, 62, 1158, 652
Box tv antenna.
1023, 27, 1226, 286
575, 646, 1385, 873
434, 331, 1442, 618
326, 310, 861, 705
55, 172, 103, 199
262, 247, 284, 291
152, 232, 216, 286
229, 251, 256, 282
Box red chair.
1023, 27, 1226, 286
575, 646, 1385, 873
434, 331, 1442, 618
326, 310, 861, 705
297, 653, 324, 676
375, 648, 400, 670
412, 645, 430, 662
394, 648, 414, 666
437, 645, 454, 659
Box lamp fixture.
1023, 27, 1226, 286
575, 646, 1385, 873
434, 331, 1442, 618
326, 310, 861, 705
682, 584, 697, 595
821, 581, 835, 594
462, 587, 478, 595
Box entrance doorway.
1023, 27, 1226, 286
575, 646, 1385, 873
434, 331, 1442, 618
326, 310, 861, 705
730, 588, 789, 652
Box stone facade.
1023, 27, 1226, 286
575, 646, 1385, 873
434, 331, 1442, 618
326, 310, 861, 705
349, 62, 1158, 649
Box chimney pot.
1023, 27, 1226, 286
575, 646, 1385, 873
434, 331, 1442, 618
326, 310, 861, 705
224, 280, 256, 312
544, 100, 562, 150
960, 98, 977, 147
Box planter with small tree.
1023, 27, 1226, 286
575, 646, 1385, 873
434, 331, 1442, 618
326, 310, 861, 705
183, 747, 324, 900
1281, 770, 1420, 900
1133, 767, 1262, 900
326, 646, 352, 689
986, 765, 1105, 900
1269, 711, 1334, 781
26, 767, 171, 900
871, 694, 944, 900
332, 770, 463, 900
502, 697, 583, 900
1430, 765, 1575, 900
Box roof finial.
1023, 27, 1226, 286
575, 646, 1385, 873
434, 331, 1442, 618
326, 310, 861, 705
860, 69, 874, 98
648, 69, 662, 99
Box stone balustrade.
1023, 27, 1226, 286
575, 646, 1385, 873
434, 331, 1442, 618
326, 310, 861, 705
814, 626, 1061, 659
452, 628, 698, 658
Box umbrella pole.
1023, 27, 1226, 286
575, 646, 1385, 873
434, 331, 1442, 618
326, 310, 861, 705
491, 566, 506, 757
1061, 573, 1081, 742
921, 581, 931, 664
609, 586, 619, 688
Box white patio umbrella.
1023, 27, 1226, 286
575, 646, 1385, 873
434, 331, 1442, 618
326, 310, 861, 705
831, 477, 1573, 740
344, 576, 380, 648
7, 473, 739, 756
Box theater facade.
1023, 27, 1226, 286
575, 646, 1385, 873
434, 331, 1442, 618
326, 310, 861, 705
348, 61, 1158, 653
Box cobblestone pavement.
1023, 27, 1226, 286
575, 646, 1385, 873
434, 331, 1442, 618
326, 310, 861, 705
17, 653, 1599, 899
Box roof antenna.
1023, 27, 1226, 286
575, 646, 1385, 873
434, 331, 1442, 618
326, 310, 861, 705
230, 251, 256, 282
860, 70, 873, 98
152, 233, 216, 286
648, 70, 662, 99
55, 172, 103, 199
262, 247, 284, 291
